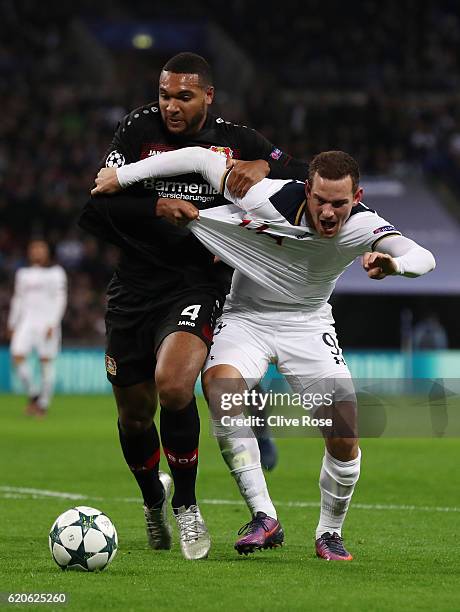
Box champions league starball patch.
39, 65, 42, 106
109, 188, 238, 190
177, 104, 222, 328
105, 150, 126, 168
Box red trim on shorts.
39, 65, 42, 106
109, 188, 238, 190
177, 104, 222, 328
201, 322, 213, 342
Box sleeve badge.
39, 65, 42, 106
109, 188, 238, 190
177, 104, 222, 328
105, 150, 126, 168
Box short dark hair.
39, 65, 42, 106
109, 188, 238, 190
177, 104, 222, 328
29, 236, 47, 245
308, 151, 360, 193
161, 52, 213, 87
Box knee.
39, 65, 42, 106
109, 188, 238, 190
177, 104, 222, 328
201, 369, 216, 400
115, 389, 155, 434
118, 413, 152, 435
155, 373, 193, 411
326, 438, 359, 462
202, 370, 221, 415
202, 365, 244, 397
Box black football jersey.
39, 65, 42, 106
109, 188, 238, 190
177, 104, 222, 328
79, 102, 307, 298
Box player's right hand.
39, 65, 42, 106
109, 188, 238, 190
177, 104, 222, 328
91, 168, 121, 195
156, 198, 200, 226
363, 251, 398, 279
225, 159, 270, 199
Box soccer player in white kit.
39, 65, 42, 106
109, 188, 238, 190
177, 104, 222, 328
7, 240, 67, 417
91, 146, 435, 560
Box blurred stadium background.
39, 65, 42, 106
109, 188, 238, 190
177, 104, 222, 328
1, 2, 460, 609
1, 0, 460, 395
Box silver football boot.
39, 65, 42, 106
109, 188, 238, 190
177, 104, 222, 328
143, 471, 173, 550
174, 504, 211, 560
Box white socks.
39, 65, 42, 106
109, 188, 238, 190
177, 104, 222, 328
38, 361, 55, 410
213, 415, 277, 518
212, 414, 361, 534
16, 359, 55, 409
16, 360, 37, 397
316, 448, 361, 539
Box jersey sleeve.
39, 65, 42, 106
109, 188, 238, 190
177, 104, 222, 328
117, 147, 228, 194
80, 114, 160, 240
371, 235, 436, 277
99, 114, 151, 200
102, 115, 138, 169
341, 206, 402, 254
237, 126, 308, 181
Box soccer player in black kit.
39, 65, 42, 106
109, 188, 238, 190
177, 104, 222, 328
80, 53, 307, 559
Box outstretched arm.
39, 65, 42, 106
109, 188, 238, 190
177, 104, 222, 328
91, 146, 289, 224
91, 147, 228, 196
363, 235, 435, 279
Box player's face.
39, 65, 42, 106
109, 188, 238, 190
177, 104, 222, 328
159, 71, 214, 136
28, 240, 50, 265
305, 173, 363, 238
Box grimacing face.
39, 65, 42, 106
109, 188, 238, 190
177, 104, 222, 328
159, 71, 214, 135
28, 240, 50, 265
305, 172, 363, 238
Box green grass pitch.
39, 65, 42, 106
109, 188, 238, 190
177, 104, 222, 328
0, 394, 459, 611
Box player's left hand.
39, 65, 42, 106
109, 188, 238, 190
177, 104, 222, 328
363, 251, 398, 279
91, 168, 121, 195
225, 159, 270, 199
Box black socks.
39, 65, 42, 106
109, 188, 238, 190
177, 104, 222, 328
118, 421, 164, 508
160, 397, 200, 509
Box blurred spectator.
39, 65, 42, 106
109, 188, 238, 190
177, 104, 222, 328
413, 314, 449, 350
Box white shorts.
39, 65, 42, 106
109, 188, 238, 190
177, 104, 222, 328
204, 303, 354, 399
10, 320, 61, 359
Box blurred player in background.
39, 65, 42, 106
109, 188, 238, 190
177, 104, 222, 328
7, 239, 67, 417
80, 52, 306, 560
92, 145, 435, 560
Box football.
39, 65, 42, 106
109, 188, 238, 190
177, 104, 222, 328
49, 506, 118, 571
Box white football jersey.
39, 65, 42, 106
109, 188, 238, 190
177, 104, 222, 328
190, 180, 400, 311
8, 265, 67, 328
116, 147, 404, 311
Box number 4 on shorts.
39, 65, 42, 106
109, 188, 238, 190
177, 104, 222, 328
180, 304, 202, 321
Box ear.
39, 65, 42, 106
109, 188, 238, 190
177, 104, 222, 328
205, 86, 214, 105
304, 180, 311, 197
353, 187, 364, 206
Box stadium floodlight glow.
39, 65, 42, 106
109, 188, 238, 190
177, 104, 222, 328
132, 33, 154, 49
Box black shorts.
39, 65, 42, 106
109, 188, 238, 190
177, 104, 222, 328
105, 281, 224, 387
